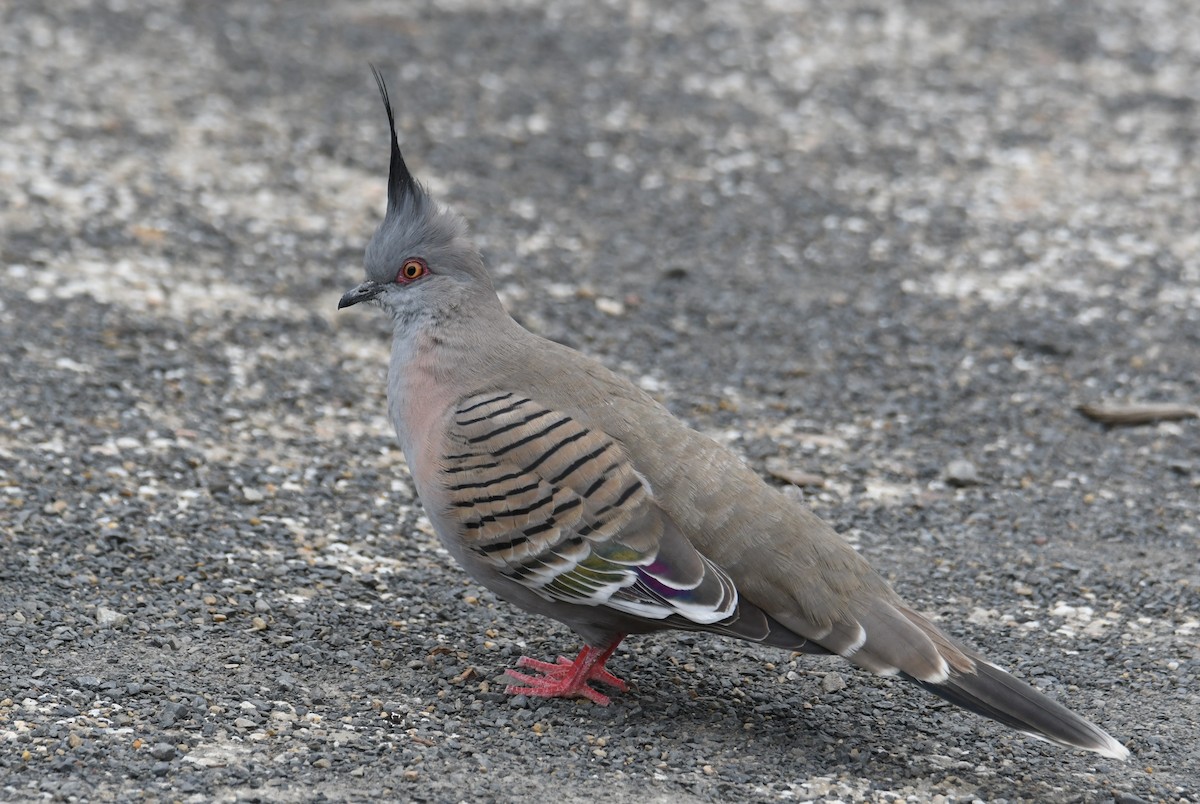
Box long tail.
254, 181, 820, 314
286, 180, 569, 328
892, 605, 1130, 760
904, 656, 1129, 760
705, 599, 1129, 760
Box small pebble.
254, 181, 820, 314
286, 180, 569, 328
96, 608, 128, 628
149, 743, 175, 761
944, 459, 982, 487
822, 672, 847, 693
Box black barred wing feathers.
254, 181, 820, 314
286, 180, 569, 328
440, 391, 737, 625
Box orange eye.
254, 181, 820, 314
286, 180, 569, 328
397, 258, 428, 283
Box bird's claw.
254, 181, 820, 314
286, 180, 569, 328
503, 649, 628, 705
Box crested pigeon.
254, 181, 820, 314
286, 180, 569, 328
338, 68, 1129, 761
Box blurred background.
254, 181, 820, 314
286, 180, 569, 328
2, 1, 1197, 801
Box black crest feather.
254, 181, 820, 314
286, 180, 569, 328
369, 65, 420, 213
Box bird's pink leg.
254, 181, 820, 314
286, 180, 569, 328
504, 636, 628, 705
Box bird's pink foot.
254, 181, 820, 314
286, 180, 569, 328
504, 639, 627, 705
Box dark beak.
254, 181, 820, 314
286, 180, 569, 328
338, 280, 385, 309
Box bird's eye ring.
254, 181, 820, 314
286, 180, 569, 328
397, 258, 428, 283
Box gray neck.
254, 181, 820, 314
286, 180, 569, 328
390, 282, 523, 368
385, 286, 528, 455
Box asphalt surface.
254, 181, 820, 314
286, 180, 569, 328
2, 1, 1198, 802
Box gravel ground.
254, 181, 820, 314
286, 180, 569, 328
2, 1, 1198, 801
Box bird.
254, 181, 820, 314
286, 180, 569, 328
338, 67, 1129, 761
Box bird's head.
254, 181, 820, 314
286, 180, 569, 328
339, 67, 492, 322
